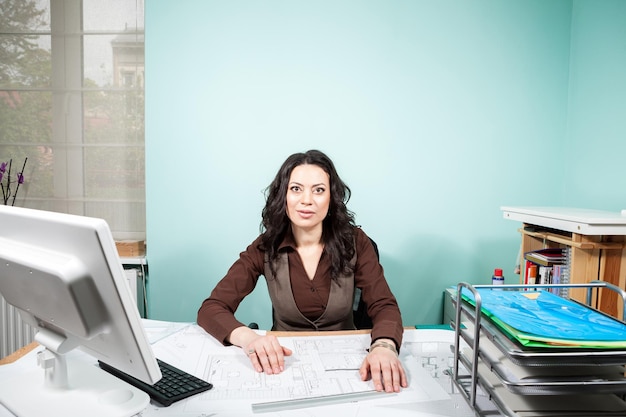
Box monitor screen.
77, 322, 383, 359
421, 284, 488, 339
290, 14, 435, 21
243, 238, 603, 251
0, 205, 160, 417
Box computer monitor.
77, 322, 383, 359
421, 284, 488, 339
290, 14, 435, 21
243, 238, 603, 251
0, 205, 161, 417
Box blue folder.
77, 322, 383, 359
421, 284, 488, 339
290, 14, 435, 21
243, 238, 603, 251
461, 288, 626, 348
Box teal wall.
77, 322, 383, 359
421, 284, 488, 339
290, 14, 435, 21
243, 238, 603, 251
565, 0, 626, 208
145, 0, 625, 327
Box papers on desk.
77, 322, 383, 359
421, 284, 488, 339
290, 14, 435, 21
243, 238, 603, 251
143, 325, 477, 417
142, 318, 193, 343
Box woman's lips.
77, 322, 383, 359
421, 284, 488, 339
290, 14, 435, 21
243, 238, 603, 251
297, 210, 314, 219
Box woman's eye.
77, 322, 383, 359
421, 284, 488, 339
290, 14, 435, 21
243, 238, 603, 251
314, 187, 326, 194
290, 186, 301, 192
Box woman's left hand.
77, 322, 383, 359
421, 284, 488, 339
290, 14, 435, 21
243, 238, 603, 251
359, 339, 408, 393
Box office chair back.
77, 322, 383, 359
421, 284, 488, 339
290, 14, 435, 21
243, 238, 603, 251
352, 237, 377, 329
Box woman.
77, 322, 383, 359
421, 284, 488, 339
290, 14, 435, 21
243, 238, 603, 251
197, 149, 407, 393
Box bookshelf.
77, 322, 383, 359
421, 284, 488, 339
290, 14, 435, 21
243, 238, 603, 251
502, 206, 626, 319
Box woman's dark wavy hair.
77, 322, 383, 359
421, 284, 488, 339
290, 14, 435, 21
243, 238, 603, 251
261, 150, 356, 281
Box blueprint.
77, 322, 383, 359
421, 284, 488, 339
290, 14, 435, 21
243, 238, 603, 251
136, 325, 478, 417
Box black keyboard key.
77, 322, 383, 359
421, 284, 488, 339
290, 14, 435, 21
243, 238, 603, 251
98, 358, 213, 406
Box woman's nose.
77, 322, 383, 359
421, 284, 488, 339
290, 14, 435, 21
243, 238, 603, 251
300, 189, 312, 204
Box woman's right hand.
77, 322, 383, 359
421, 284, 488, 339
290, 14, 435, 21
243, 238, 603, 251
229, 326, 293, 374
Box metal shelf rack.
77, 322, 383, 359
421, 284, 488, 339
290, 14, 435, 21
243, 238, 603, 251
450, 281, 626, 417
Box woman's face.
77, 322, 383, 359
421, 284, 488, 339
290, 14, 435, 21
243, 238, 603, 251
286, 164, 331, 233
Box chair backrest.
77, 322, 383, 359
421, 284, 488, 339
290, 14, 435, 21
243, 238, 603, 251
352, 237, 378, 329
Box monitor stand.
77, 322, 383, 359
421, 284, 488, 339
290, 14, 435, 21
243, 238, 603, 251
0, 347, 150, 417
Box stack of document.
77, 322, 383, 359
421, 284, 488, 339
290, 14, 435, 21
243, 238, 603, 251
453, 286, 626, 416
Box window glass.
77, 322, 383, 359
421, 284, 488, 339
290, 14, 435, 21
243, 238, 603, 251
83, 0, 144, 32
0, 33, 51, 88
0, 0, 145, 240
0, 0, 51, 32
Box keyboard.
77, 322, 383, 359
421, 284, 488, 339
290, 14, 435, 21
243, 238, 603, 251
98, 358, 213, 406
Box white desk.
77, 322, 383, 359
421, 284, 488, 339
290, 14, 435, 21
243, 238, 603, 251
0, 321, 484, 417
120, 256, 147, 266
501, 206, 626, 235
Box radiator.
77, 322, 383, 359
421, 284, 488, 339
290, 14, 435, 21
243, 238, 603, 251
0, 294, 36, 359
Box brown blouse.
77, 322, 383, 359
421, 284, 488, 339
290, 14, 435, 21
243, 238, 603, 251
197, 227, 403, 349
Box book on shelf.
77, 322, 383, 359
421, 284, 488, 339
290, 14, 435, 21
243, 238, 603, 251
552, 264, 567, 296
524, 248, 566, 266
522, 252, 570, 295
524, 261, 538, 285
538, 265, 552, 285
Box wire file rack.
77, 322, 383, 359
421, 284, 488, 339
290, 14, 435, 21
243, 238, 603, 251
450, 281, 626, 417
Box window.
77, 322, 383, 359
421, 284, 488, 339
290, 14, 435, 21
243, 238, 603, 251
0, 0, 145, 240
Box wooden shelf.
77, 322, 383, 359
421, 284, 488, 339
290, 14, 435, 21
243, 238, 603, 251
504, 207, 626, 320
519, 228, 624, 250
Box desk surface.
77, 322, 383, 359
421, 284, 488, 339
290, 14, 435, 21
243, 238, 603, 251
501, 205, 626, 235
0, 322, 481, 417
0, 328, 397, 365
0, 342, 37, 366
0, 330, 373, 365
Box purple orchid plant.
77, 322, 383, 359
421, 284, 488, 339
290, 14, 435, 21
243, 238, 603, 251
0, 158, 28, 206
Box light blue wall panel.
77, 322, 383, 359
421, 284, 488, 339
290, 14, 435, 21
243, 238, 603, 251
565, 0, 626, 210
145, 0, 572, 326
